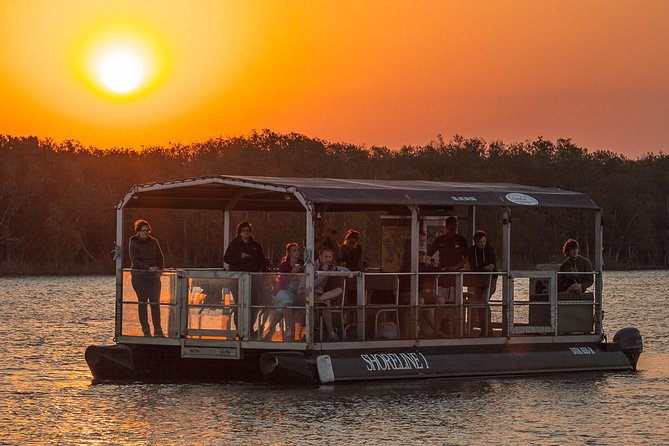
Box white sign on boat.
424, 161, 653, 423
505, 193, 539, 206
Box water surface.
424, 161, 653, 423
0, 271, 667, 445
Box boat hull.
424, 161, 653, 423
86, 340, 639, 385
260, 342, 637, 384
85, 343, 264, 383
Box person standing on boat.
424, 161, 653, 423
468, 230, 497, 335
558, 239, 594, 293
224, 221, 267, 272
337, 228, 363, 327
426, 216, 468, 334
313, 217, 337, 256
338, 229, 363, 271
224, 221, 268, 338
468, 230, 497, 299
129, 219, 165, 337
427, 216, 469, 271
426, 216, 469, 286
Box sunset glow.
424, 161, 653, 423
1, 0, 668, 157
97, 50, 144, 94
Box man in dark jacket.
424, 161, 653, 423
129, 219, 165, 336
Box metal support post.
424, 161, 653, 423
115, 205, 124, 340
502, 207, 512, 336
304, 207, 315, 344
594, 211, 603, 335
409, 206, 420, 339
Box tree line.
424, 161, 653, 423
0, 131, 667, 274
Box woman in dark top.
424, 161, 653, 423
223, 221, 267, 272
129, 219, 165, 337
224, 221, 268, 338
264, 242, 303, 340
338, 229, 363, 271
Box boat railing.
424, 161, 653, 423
509, 270, 599, 336
408, 270, 506, 338
117, 269, 179, 343
116, 268, 599, 346
183, 269, 246, 341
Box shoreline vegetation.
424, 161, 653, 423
1, 132, 667, 275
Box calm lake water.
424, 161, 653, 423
0, 271, 668, 445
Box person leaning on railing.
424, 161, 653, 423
129, 219, 165, 337
558, 239, 594, 294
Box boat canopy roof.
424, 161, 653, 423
120, 175, 600, 212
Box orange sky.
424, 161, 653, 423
1, 0, 668, 157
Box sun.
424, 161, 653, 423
97, 50, 145, 94
73, 23, 169, 99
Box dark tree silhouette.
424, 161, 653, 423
0, 132, 666, 274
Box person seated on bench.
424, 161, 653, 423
314, 246, 348, 341
558, 239, 594, 294
263, 242, 303, 341
399, 232, 450, 337
417, 249, 448, 338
